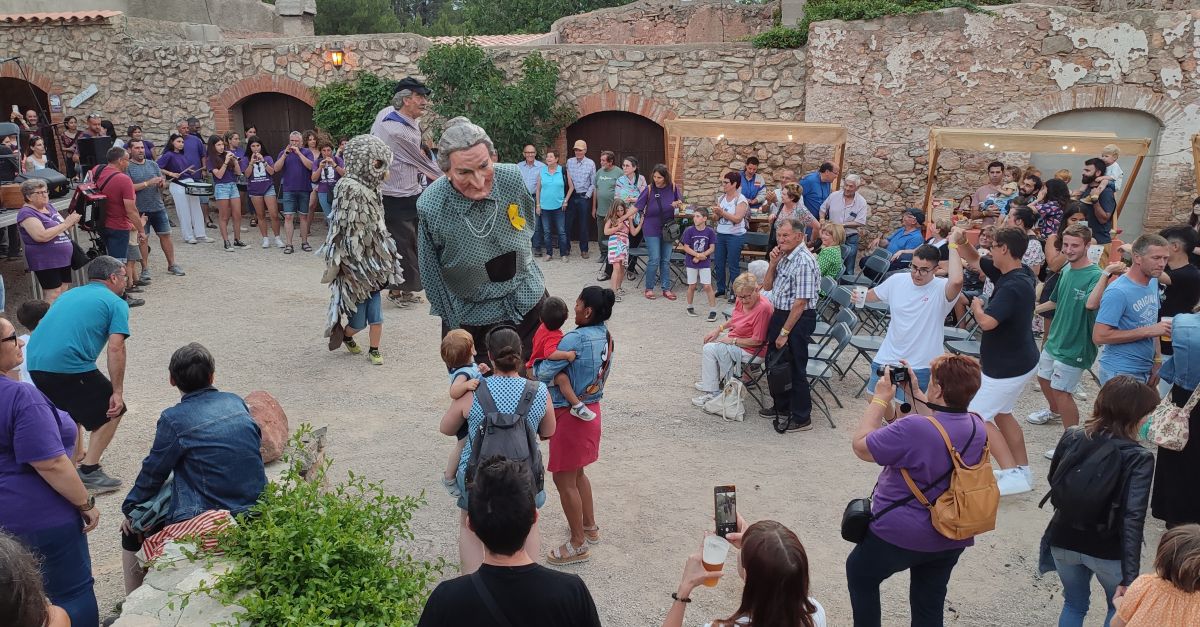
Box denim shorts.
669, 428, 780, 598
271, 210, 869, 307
280, 191, 310, 215
249, 186, 276, 198
142, 211, 170, 235
347, 291, 383, 329
102, 228, 129, 262
213, 182, 239, 201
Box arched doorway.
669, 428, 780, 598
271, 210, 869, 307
568, 111, 664, 240
1031, 108, 1162, 239
0, 77, 54, 163
233, 93, 314, 156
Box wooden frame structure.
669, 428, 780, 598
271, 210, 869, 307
663, 119, 848, 191
923, 127, 1153, 225
1191, 133, 1200, 193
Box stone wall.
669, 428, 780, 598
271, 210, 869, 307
552, 0, 777, 45
805, 4, 1200, 231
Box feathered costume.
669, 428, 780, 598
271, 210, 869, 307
322, 135, 404, 337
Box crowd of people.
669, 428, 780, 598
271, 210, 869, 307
4, 81, 1200, 627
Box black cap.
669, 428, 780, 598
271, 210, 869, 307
395, 76, 431, 96
905, 208, 926, 224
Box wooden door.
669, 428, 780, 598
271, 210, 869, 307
239, 93, 314, 158
567, 112, 665, 239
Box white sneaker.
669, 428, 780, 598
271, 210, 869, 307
692, 392, 719, 407
274, 236, 284, 248
694, 382, 707, 391
1044, 448, 1056, 460
996, 468, 1033, 496
570, 403, 597, 421
1019, 465, 1033, 487
262, 237, 270, 249
200, 236, 215, 243
1027, 409, 1060, 425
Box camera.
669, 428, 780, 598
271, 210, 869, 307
875, 364, 909, 385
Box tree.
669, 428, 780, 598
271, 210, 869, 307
314, 0, 405, 36
313, 73, 398, 142
460, 0, 628, 35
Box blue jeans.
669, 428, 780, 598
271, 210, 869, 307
843, 231, 860, 271
567, 192, 590, 253
348, 290, 383, 329
532, 208, 546, 253
644, 235, 673, 291
847, 529, 964, 627
713, 232, 745, 294
1097, 362, 1149, 386
103, 227, 130, 262
1050, 546, 1121, 627
18, 521, 98, 627
317, 192, 333, 219
866, 362, 931, 403
540, 209, 568, 257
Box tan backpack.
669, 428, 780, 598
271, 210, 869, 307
901, 415, 999, 540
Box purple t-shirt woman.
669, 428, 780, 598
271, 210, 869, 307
17, 205, 73, 271
313, 155, 344, 194
277, 147, 315, 193
0, 380, 79, 536
157, 151, 194, 181
210, 152, 238, 184
635, 183, 682, 239
241, 154, 275, 196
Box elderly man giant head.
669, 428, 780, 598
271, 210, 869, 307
436, 117, 497, 201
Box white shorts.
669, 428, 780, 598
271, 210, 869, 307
1036, 350, 1085, 393
687, 267, 712, 285
969, 367, 1037, 422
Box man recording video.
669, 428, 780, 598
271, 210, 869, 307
863, 236, 964, 417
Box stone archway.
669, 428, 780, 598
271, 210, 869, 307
209, 75, 316, 135
0, 66, 57, 163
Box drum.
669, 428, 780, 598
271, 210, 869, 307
1, 183, 23, 209
180, 180, 213, 197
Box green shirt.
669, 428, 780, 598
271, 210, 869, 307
594, 166, 621, 217
1045, 262, 1103, 368
416, 164, 545, 329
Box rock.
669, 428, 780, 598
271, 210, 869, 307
244, 391, 289, 463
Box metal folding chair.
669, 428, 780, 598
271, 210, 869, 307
840, 247, 889, 284
807, 322, 854, 428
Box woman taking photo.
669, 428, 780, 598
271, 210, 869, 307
1038, 375, 1158, 627
693, 272, 772, 406
310, 140, 345, 222
157, 133, 208, 244
59, 116, 82, 179
17, 179, 80, 304
440, 327, 555, 574
663, 517, 827, 627
712, 171, 749, 301
241, 136, 282, 249
24, 136, 49, 172
535, 149, 572, 261
635, 164, 684, 300
0, 316, 100, 626
207, 135, 245, 251
848, 354, 990, 627
536, 286, 616, 566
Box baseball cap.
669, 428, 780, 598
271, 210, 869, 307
573, 140, 587, 151
905, 208, 926, 224
395, 76, 431, 96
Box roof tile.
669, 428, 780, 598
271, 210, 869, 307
0, 11, 122, 26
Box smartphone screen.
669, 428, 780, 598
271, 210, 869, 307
714, 485, 737, 537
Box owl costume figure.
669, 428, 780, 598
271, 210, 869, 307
323, 135, 404, 346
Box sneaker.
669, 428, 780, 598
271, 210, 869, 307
442, 476, 461, 498
126, 285, 144, 294
139, 269, 151, 282
597, 270, 610, 282
200, 236, 215, 243
185, 238, 197, 244
687, 306, 697, 317
1044, 448, 1056, 460
1026, 409, 1060, 425
706, 311, 718, 322
692, 392, 719, 407
344, 337, 363, 355
758, 407, 779, 418
784, 420, 814, 433
78, 467, 122, 492
224, 240, 233, 252
1020, 466, 1033, 487
134, 278, 150, 287
727, 295, 736, 304
581, 251, 590, 259
715, 291, 726, 298
368, 349, 383, 365
233, 240, 248, 248
570, 403, 597, 421
534, 249, 544, 258
274, 236, 285, 248
240, 224, 249, 232
262, 237, 270, 249
167, 265, 186, 276
124, 295, 145, 307
996, 468, 1033, 496
694, 382, 708, 391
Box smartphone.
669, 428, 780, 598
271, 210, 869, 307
714, 485, 737, 537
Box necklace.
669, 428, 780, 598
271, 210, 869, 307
461, 199, 499, 239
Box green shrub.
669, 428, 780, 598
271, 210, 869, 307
418, 40, 575, 163
313, 72, 397, 141
752, 0, 1008, 49
198, 429, 444, 626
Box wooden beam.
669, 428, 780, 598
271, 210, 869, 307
671, 134, 681, 189
832, 143, 845, 192
929, 127, 1149, 156
922, 128, 940, 228
1192, 134, 1200, 193
1114, 153, 1145, 226
663, 118, 847, 145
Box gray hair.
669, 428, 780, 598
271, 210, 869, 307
391, 89, 416, 110
289, 131, 303, 139
435, 117, 494, 172
844, 173, 863, 186
778, 216, 809, 233
86, 255, 125, 281
1131, 233, 1168, 257
19, 177, 46, 200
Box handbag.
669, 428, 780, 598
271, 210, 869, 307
703, 378, 746, 422
69, 240, 90, 270
840, 448, 963, 543
1146, 386, 1200, 451
128, 472, 174, 534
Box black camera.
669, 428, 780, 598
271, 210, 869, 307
876, 365, 909, 385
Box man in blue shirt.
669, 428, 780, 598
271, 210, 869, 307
517, 144, 547, 257
799, 162, 839, 220
869, 208, 927, 272
28, 256, 132, 492
1093, 233, 1171, 384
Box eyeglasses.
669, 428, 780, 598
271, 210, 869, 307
28, 190, 48, 196
909, 266, 935, 276
0, 333, 17, 344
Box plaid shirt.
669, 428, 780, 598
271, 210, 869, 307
566, 156, 596, 197
768, 245, 820, 311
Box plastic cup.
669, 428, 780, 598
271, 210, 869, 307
1162, 316, 1174, 343
853, 286, 868, 309
702, 535, 730, 587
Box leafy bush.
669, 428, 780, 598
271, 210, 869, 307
198, 429, 444, 626
752, 0, 1008, 48
418, 40, 575, 163
313, 72, 397, 142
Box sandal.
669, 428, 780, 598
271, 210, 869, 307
547, 541, 590, 566
644, 290, 656, 300
662, 290, 677, 301
283, 245, 294, 254
301, 242, 313, 252
583, 525, 601, 544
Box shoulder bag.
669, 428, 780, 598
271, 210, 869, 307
1146, 386, 1200, 451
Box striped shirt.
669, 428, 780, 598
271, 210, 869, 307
769, 245, 821, 311
516, 159, 544, 195
566, 156, 596, 198
371, 106, 442, 198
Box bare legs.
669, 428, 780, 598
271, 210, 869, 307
553, 467, 596, 548
215, 198, 232, 243
986, 414, 1030, 470
81, 415, 121, 467
251, 195, 281, 238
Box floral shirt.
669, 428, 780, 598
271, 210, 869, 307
1038, 200, 1063, 239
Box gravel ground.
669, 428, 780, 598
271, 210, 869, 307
12, 223, 1162, 626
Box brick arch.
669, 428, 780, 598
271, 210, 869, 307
1016, 85, 1187, 148
0, 64, 55, 97
209, 75, 316, 133
575, 91, 678, 127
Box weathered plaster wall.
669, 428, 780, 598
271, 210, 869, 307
805, 4, 1200, 230
552, 0, 776, 45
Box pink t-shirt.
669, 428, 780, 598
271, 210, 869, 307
727, 295, 773, 355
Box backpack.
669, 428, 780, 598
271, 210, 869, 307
1039, 431, 1126, 535
901, 415, 999, 540
465, 378, 544, 495
67, 165, 116, 233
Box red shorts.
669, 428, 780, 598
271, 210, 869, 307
548, 403, 602, 473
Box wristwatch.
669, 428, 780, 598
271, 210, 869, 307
78, 495, 95, 512
780, 328, 791, 336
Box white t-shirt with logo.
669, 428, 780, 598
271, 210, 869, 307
873, 274, 959, 369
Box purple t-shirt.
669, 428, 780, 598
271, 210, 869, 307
313, 155, 344, 194
681, 226, 715, 269
865, 411, 987, 552
241, 155, 276, 196
157, 151, 194, 180
0, 379, 79, 536
17, 205, 73, 271
209, 152, 238, 184
182, 133, 206, 175
634, 183, 682, 239
276, 147, 315, 193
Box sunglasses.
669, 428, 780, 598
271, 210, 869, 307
0, 333, 17, 344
